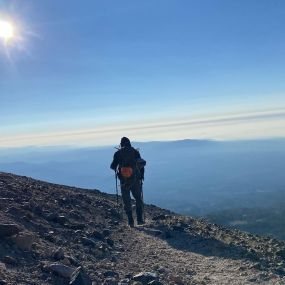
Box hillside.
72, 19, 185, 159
207, 203, 285, 241
0, 173, 285, 285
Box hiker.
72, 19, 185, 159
110, 137, 146, 227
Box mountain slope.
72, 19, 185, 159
0, 173, 285, 285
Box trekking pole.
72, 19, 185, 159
141, 180, 146, 222
115, 171, 120, 216
115, 170, 124, 221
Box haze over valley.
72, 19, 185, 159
1, 138, 285, 239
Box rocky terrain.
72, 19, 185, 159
0, 172, 285, 285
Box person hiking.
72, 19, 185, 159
110, 137, 146, 227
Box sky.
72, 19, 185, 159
0, 0, 285, 147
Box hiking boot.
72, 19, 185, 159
127, 212, 134, 227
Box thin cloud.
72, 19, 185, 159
1, 108, 285, 147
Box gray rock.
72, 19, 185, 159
276, 249, 285, 259
148, 229, 163, 236
67, 256, 81, 267
106, 238, 114, 247
0, 223, 20, 238
46, 213, 67, 225
57, 215, 68, 225
11, 232, 34, 251
49, 263, 75, 278
132, 272, 158, 284
104, 270, 119, 278
152, 214, 167, 221
118, 278, 129, 285
111, 255, 118, 262
91, 230, 104, 240
103, 229, 111, 237
53, 247, 65, 260
0, 280, 7, 285
103, 277, 118, 285
156, 266, 167, 274
44, 232, 56, 243
148, 281, 163, 285
3, 255, 18, 265
46, 213, 58, 222
69, 267, 92, 285
172, 224, 185, 232
274, 266, 285, 275
81, 237, 96, 247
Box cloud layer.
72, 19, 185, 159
1, 108, 285, 147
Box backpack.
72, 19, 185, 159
119, 147, 146, 179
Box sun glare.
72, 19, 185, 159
0, 20, 14, 41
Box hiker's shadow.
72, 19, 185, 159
136, 224, 258, 262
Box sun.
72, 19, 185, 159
0, 20, 15, 41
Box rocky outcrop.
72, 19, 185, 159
0, 172, 284, 284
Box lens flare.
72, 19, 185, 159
0, 20, 14, 41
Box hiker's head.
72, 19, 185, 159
120, 137, 131, 148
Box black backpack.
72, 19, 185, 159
119, 147, 146, 179
119, 146, 137, 168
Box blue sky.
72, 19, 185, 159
0, 0, 285, 147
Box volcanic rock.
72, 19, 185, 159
0, 224, 21, 238
11, 232, 34, 250
69, 266, 92, 285
132, 272, 158, 284
48, 262, 75, 278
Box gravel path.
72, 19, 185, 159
114, 222, 285, 285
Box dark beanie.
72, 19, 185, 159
120, 137, 131, 147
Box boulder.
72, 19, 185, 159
0, 224, 21, 238
132, 272, 158, 284
53, 247, 65, 260
11, 232, 34, 251
49, 263, 75, 278
69, 267, 92, 285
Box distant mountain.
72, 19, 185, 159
1, 172, 285, 284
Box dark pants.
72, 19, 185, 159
120, 178, 143, 216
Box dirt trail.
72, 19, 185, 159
114, 223, 284, 285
